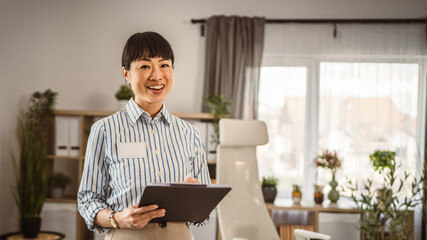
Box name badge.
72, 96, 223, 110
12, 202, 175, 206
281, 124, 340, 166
117, 142, 147, 159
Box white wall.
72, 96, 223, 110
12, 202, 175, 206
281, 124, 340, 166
1, 0, 426, 234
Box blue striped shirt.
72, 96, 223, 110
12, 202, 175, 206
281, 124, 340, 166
77, 98, 211, 231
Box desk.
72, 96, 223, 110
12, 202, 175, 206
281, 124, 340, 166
0, 231, 65, 240
266, 199, 360, 232
266, 199, 414, 240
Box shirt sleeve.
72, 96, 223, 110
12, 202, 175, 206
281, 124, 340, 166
193, 127, 211, 185
190, 126, 212, 227
77, 120, 110, 232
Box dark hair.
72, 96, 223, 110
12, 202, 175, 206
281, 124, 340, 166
121, 32, 175, 70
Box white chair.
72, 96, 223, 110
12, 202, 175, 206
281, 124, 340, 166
216, 119, 280, 240
294, 229, 331, 240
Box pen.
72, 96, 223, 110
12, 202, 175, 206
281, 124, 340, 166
185, 156, 203, 179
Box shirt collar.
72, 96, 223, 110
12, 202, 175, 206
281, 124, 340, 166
159, 105, 172, 125
126, 98, 172, 125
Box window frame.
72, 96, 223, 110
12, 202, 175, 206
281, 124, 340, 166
259, 55, 427, 200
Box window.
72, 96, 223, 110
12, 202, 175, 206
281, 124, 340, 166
258, 66, 307, 199
257, 60, 425, 199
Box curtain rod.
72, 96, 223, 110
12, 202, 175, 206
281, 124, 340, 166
191, 17, 426, 24
192, 17, 427, 36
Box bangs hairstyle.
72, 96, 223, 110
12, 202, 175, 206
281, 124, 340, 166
121, 32, 175, 70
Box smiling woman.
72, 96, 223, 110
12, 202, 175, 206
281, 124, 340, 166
77, 32, 211, 240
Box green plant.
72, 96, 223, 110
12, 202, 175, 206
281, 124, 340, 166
422, 152, 427, 231
49, 172, 70, 190
115, 84, 134, 100
370, 150, 395, 173
344, 150, 423, 240
314, 184, 324, 193
12, 89, 57, 218
292, 184, 301, 192
261, 176, 279, 188
204, 94, 232, 145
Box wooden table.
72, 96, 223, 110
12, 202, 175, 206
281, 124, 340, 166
266, 199, 360, 232
266, 199, 414, 240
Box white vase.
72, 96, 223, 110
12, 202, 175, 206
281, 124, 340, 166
118, 100, 127, 110
49, 187, 64, 199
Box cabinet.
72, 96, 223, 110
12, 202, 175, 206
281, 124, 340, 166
46, 110, 214, 240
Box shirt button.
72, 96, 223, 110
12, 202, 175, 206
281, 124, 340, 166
154, 150, 158, 155
151, 130, 156, 134
157, 171, 162, 177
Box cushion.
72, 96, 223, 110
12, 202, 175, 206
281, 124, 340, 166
219, 119, 268, 147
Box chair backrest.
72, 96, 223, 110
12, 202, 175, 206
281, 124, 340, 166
216, 119, 280, 240
294, 229, 332, 240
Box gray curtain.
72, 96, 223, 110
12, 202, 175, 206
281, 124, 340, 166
202, 15, 265, 119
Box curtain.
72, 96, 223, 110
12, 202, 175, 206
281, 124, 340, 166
202, 15, 265, 119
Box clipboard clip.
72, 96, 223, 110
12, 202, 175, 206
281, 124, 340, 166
171, 183, 207, 187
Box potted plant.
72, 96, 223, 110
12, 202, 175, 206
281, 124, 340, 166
261, 176, 279, 203
11, 89, 57, 238
345, 150, 424, 240
314, 184, 325, 204
115, 84, 134, 109
292, 184, 302, 204
204, 94, 232, 146
48, 172, 71, 199
370, 150, 395, 173
314, 149, 342, 203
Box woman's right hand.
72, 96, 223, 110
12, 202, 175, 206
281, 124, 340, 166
114, 204, 166, 229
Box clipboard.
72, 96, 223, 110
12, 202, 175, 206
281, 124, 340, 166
138, 183, 231, 223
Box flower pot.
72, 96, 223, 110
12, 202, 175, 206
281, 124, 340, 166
314, 192, 324, 204
49, 187, 64, 199
118, 100, 128, 110
21, 217, 41, 238
262, 186, 277, 203
292, 190, 302, 204
328, 174, 340, 203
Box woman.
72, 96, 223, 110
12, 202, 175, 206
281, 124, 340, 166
77, 32, 210, 240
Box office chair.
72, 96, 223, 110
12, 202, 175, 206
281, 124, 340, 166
216, 119, 280, 240
293, 229, 331, 240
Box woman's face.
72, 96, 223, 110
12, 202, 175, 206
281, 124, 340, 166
123, 56, 174, 114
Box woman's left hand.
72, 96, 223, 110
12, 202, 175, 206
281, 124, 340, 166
183, 177, 199, 183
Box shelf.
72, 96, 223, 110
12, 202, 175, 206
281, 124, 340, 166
54, 110, 113, 117
45, 197, 76, 203
174, 112, 213, 120
266, 199, 360, 213
47, 155, 81, 161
